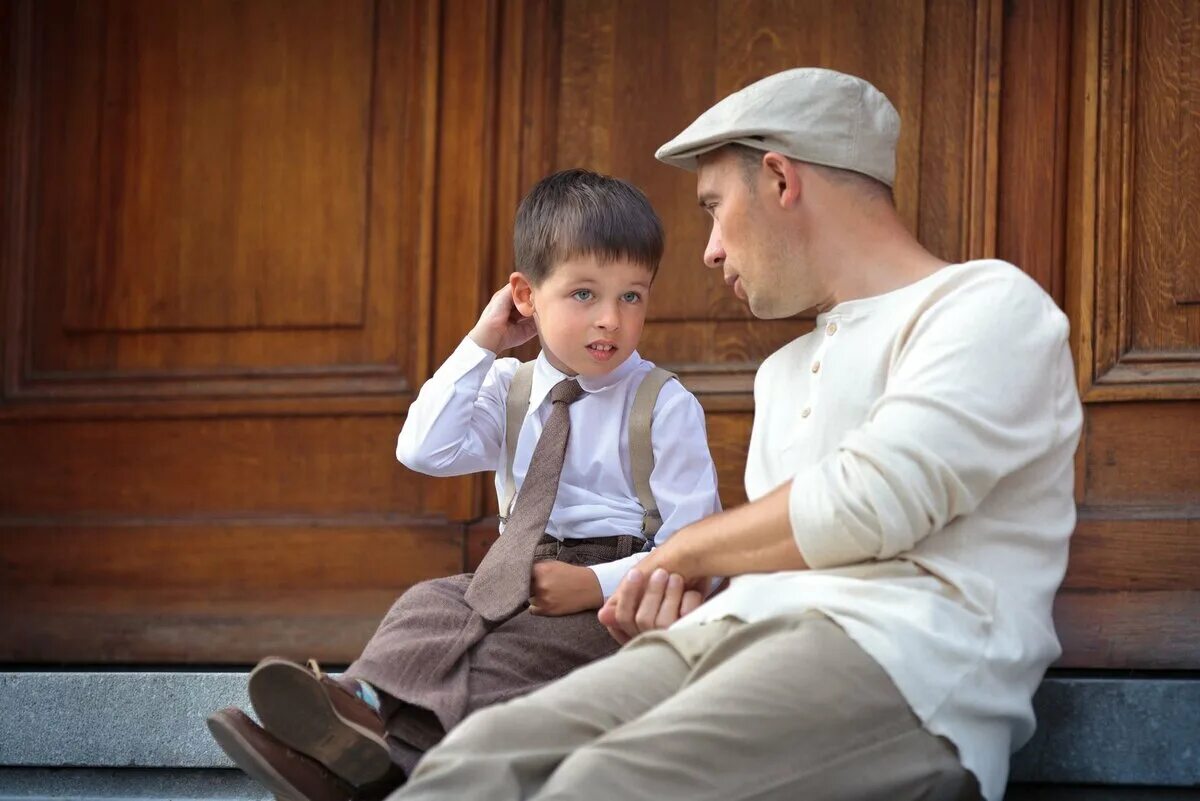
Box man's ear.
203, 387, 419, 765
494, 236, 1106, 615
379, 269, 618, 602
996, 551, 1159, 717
762, 152, 801, 209
509, 272, 536, 317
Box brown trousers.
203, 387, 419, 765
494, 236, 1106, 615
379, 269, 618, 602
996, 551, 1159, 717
344, 534, 639, 773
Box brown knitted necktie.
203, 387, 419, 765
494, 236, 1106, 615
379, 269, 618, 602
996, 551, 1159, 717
465, 378, 586, 622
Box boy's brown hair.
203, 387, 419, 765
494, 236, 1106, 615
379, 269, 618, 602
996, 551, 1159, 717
513, 169, 665, 285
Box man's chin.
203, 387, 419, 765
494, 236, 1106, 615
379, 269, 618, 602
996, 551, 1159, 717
745, 295, 790, 320
745, 290, 821, 320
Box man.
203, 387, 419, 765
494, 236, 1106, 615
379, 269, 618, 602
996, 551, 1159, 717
392, 67, 1082, 801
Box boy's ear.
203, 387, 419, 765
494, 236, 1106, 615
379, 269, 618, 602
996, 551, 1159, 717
509, 272, 536, 317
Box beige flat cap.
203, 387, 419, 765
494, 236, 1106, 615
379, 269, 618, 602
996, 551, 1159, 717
655, 68, 900, 187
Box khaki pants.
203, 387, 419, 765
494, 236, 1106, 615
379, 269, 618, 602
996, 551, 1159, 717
392, 612, 981, 801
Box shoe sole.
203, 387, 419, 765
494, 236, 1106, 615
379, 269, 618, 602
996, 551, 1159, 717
249, 658, 392, 787
207, 709, 328, 801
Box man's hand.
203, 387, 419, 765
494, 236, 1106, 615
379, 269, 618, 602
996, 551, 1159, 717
593, 482, 808, 645
597, 567, 708, 645
469, 283, 539, 354
528, 561, 604, 616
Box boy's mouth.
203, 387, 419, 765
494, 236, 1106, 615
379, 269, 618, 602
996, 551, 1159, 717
587, 342, 618, 362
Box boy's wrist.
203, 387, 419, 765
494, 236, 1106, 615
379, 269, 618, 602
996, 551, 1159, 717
577, 567, 605, 610
468, 326, 502, 354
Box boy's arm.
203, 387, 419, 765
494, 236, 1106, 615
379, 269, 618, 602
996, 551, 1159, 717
587, 385, 722, 600
396, 285, 537, 476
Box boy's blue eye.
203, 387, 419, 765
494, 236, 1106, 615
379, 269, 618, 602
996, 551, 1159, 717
622, 292, 642, 303
572, 289, 593, 301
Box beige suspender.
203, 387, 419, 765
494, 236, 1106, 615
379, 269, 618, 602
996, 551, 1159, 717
628, 367, 676, 542
500, 362, 677, 544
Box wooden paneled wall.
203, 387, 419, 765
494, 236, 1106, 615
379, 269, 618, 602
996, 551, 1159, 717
0, 0, 463, 662
1055, 0, 1200, 668
1, 0, 1197, 668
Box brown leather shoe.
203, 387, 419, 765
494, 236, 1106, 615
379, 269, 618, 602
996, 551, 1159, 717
249, 657, 393, 787
207, 707, 354, 801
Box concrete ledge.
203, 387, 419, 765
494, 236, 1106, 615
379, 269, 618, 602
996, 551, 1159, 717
0, 673, 248, 768
1, 770, 1198, 801
1009, 676, 1199, 786
1, 671, 1197, 787
1006, 788, 1200, 800
0, 768, 267, 801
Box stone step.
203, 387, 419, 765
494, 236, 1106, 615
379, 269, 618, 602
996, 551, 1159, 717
0, 672, 247, 769
2, 770, 1197, 801
1, 671, 1197, 797
0, 769, 267, 801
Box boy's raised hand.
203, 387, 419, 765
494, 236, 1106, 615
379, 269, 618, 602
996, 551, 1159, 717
469, 284, 539, 354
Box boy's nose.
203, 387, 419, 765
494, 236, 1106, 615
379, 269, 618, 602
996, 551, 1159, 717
595, 303, 621, 331
704, 224, 725, 268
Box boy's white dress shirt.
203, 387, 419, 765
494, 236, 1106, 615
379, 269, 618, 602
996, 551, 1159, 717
397, 340, 722, 599
679, 260, 1083, 801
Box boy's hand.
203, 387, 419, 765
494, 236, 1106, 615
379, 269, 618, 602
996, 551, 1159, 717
528, 561, 604, 616
469, 284, 539, 354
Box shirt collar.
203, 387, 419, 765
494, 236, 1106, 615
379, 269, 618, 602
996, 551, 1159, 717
526, 349, 645, 417
817, 263, 961, 322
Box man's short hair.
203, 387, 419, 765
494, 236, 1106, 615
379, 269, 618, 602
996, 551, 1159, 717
514, 169, 665, 285
729, 144, 894, 205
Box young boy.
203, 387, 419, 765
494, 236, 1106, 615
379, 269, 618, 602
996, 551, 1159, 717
206, 169, 722, 801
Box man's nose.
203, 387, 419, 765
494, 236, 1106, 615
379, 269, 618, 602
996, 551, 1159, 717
704, 225, 725, 269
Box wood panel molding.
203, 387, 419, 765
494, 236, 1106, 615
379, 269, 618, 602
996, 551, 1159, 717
1067, 0, 1200, 401
0, 522, 465, 664
1065, 514, 1200, 592
485, 0, 560, 369
62, 2, 375, 335
916, 0, 1004, 264
964, 0, 1004, 261
1079, 402, 1200, 508
1054, 588, 1200, 669
0, 415, 472, 520
995, 0, 1071, 303
0, 0, 443, 416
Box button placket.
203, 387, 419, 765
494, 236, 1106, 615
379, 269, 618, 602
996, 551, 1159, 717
803, 316, 843, 422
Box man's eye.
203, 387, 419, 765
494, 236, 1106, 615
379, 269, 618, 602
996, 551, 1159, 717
572, 289, 593, 301
622, 292, 642, 303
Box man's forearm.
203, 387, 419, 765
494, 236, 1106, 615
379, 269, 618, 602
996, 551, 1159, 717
661, 480, 808, 580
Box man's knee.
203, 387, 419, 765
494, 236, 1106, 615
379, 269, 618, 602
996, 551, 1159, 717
532, 746, 610, 800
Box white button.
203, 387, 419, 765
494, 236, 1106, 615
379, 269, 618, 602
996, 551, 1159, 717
800, 407, 811, 418
826, 322, 838, 336
811, 360, 821, 374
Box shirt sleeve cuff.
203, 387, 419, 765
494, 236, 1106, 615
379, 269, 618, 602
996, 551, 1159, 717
589, 553, 649, 600
442, 335, 497, 376
788, 470, 873, 569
